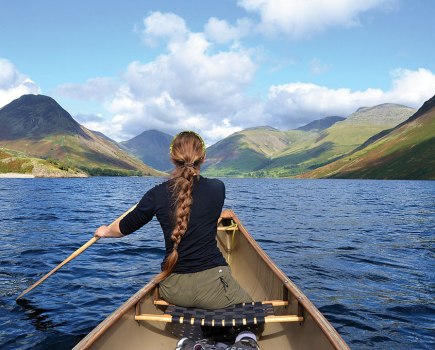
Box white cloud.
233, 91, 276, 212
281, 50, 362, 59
0, 58, 41, 108
55, 77, 118, 101
97, 14, 257, 142
85, 116, 125, 140
202, 119, 243, 146
142, 11, 188, 46
385, 68, 435, 107
75, 113, 106, 123
204, 17, 253, 44
264, 68, 435, 128
265, 83, 383, 127
237, 0, 393, 38
74, 113, 119, 138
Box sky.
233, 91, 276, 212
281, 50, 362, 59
1, 0, 435, 145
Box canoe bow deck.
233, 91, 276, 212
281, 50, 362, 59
74, 209, 349, 350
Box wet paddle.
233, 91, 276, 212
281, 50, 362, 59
16, 204, 137, 300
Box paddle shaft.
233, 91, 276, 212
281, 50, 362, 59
16, 204, 137, 300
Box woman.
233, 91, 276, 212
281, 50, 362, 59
94, 131, 256, 338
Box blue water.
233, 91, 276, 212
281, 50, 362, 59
0, 177, 434, 349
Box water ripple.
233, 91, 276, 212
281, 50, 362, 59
0, 177, 434, 349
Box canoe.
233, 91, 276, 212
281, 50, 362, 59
73, 209, 350, 350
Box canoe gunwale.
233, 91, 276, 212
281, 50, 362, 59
219, 209, 349, 350
73, 280, 158, 349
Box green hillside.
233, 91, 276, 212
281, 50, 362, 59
0, 94, 163, 177
0, 148, 87, 177
261, 104, 416, 177
301, 96, 435, 179
203, 126, 309, 176
203, 105, 415, 177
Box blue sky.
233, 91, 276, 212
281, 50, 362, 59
1, 0, 434, 144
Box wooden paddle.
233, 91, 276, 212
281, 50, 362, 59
16, 204, 137, 300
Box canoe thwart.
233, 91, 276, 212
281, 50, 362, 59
153, 299, 289, 307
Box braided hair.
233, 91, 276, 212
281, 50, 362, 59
155, 131, 206, 282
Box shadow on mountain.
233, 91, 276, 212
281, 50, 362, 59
329, 137, 435, 179
271, 142, 335, 168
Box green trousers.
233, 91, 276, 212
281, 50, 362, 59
159, 265, 252, 309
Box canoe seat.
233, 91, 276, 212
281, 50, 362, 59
135, 300, 303, 341
135, 300, 303, 326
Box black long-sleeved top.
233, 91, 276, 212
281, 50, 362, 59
119, 176, 227, 273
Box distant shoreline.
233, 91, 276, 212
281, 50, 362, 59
0, 173, 34, 178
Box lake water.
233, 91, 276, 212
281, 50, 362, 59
0, 177, 434, 349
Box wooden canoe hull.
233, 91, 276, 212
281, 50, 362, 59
74, 209, 349, 350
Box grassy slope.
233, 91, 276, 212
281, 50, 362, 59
301, 107, 435, 179
0, 149, 34, 174
261, 104, 416, 177
204, 105, 415, 178
203, 134, 270, 176
0, 126, 164, 176
0, 148, 87, 177
203, 127, 310, 176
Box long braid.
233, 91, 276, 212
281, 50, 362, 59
171, 167, 195, 247
155, 131, 205, 282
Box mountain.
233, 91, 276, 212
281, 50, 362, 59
202, 106, 416, 177
0, 94, 87, 140
262, 103, 416, 176
202, 126, 308, 176
296, 116, 345, 131
301, 95, 435, 179
0, 94, 163, 176
121, 130, 173, 171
